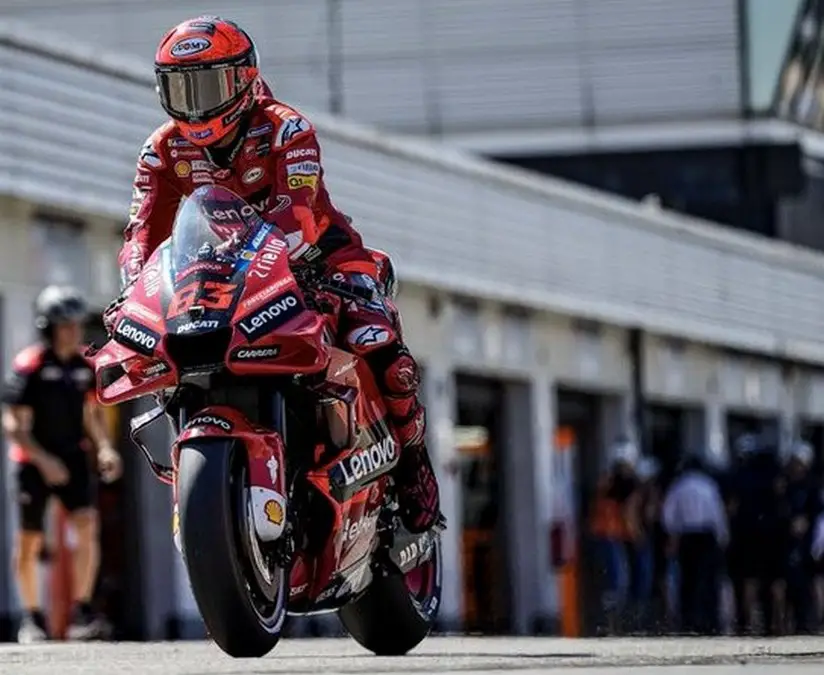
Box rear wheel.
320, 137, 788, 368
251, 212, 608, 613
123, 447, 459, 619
177, 438, 287, 657
338, 531, 442, 655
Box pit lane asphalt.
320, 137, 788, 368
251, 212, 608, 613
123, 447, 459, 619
4, 636, 824, 674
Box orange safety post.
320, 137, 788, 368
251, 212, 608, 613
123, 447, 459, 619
553, 426, 581, 637
48, 504, 73, 640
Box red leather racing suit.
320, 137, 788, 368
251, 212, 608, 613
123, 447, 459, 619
116, 90, 438, 530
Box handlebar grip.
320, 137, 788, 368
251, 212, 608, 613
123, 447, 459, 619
318, 279, 375, 302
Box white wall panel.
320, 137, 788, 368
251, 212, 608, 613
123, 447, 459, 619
718, 356, 784, 413
541, 317, 630, 391
796, 371, 824, 421
643, 336, 714, 404
1, 0, 742, 135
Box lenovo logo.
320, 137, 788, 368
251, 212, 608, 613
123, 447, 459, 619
341, 511, 379, 544
208, 198, 268, 222
337, 436, 397, 486
186, 414, 232, 431
115, 318, 159, 356
238, 291, 302, 340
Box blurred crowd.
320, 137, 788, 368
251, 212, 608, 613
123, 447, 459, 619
589, 435, 824, 636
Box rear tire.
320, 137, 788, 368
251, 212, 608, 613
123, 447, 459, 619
177, 439, 286, 657
339, 532, 442, 655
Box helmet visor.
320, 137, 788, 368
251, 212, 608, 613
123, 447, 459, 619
156, 66, 242, 120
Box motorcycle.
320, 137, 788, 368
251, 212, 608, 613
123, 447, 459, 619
89, 185, 444, 657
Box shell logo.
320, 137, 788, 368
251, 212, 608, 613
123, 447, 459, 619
264, 499, 284, 525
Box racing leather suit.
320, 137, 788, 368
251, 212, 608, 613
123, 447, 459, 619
114, 88, 439, 532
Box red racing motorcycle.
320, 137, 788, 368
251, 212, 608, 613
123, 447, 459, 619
89, 185, 443, 657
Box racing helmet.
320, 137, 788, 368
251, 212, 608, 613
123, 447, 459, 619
34, 285, 87, 337
154, 16, 260, 147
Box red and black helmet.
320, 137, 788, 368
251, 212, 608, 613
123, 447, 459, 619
154, 16, 260, 146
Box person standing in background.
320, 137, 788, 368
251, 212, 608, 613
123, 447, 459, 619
3, 287, 122, 643
776, 440, 821, 634
629, 456, 662, 633
663, 454, 728, 635
589, 439, 640, 635
726, 434, 783, 635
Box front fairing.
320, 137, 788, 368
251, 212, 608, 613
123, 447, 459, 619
95, 185, 330, 403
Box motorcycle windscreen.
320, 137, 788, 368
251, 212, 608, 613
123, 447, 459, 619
165, 185, 274, 335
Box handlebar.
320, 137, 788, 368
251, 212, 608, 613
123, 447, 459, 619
317, 278, 375, 302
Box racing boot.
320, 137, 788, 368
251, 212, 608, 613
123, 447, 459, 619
390, 401, 441, 534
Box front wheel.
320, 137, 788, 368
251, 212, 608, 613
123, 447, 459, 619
339, 530, 442, 655
177, 439, 287, 657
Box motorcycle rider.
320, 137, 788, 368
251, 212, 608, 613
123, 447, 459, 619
4, 286, 122, 642
104, 16, 440, 533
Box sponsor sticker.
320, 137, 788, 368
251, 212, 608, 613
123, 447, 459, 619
249, 238, 288, 279
285, 147, 318, 160
142, 261, 162, 297
266, 456, 279, 484
125, 302, 161, 325
242, 167, 265, 184
248, 123, 273, 138
222, 105, 245, 127
238, 291, 302, 340
186, 413, 232, 431
348, 325, 391, 347
232, 346, 281, 360
335, 436, 397, 486
290, 583, 308, 597
275, 116, 311, 146
140, 144, 163, 168
134, 173, 150, 185
241, 277, 292, 309
191, 160, 210, 172
176, 319, 219, 333
174, 161, 191, 178
264, 500, 284, 525
114, 317, 160, 356
190, 128, 213, 141
170, 37, 211, 58
270, 195, 292, 214
192, 172, 213, 184
287, 174, 318, 191
206, 196, 269, 223
341, 511, 380, 544
286, 161, 320, 176
171, 148, 202, 159
141, 360, 171, 378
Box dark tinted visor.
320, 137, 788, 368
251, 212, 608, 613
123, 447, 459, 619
156, 66, 242, 120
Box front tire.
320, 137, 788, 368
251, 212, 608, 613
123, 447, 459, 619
339, 531, 442, 655
177, 439, 287, 657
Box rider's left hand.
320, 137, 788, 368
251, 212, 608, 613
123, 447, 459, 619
98, 444, 123, 483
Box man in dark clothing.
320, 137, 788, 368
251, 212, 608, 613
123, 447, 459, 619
777, 440, 821, 634
726, 433, 783, 635
3, 287, 122, 643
